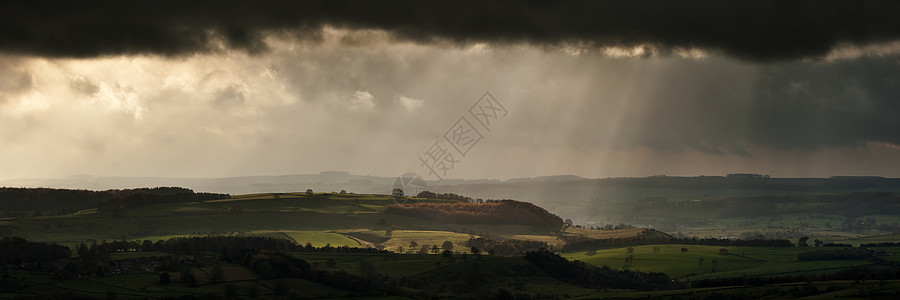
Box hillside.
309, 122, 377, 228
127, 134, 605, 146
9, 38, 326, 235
3, 188, 900, 299
0, 189, 589, 252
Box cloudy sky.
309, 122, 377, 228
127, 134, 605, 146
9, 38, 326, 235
2, 0, 900, 180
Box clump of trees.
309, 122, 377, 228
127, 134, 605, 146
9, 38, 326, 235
797, 249, 868, 261
0, 187, 229, 213
465, 237, 550, 256
56, 236, 387, 262
0, 237, 71, 264
97, 187, 229, 212
0, 187, 108, 211
384, 200, 563, 228
243, 250, 311, 278
562, 230, 793, 252
859, 241, 900, 247
414, 191, 474, 202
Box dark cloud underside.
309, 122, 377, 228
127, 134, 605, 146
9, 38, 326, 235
2, 0, 899, 60
613, 57, 900, 152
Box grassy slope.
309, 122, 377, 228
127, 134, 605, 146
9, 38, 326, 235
563, 244, 875, 281
2, 193, 569, 251
4, 192, 900, 298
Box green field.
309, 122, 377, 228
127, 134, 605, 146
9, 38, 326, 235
0, 193, 577, 254
7, 248, 896, 300
4, 191, 900, 299
382, 230, 476, 253
563, 244, 876, 281
256, 230, 361, 247
0, 194, 485, 247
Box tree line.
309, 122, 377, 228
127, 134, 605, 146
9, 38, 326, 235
0, 187, 229, 213
414, 191, 474, 202
73, 236, 387, 256
2, 236, 390, 281
797, 249, 868, 261
0, 187, 111, 211
690, 267, 900, 289
562, 232, 793, 252
97, 187, 229, 212
464, 237, 551, 256
0, 237, 71, 265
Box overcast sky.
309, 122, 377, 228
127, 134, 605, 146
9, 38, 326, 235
2, 0, 900, 180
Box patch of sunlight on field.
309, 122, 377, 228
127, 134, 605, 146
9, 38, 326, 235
382, 230, 476, 253
334, 229, 389, 245
73, 208, 98, 215
250, 230, 360, 247
132, 234, 206, 242
564, 227, 647, 239
359, 204, 386, 211
507, 234, 564, 247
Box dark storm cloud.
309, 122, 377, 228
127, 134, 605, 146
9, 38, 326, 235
744, 58, 900, 149
2, 0, 899, 60
579, 56, 900, 153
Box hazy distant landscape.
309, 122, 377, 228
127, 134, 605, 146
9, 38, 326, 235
4, 175, 900, 298
7, 172, 900, 240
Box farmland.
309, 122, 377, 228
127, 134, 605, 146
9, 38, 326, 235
562, 244, 875, 280
3, 189, 900, 299
0, 192, 580, 253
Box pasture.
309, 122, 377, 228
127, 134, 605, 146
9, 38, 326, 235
1, 192, 568, 253
382, 230, 476, 253
249, 230, 361, 247
5, 190, 900, 299
563, 244, 876, 280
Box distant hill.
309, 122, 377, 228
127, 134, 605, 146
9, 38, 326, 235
6, 173, 898, 195
506, 175, 587, 183
0, 187, 228, 212
5, 173, 900, 227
